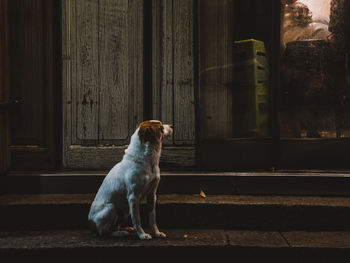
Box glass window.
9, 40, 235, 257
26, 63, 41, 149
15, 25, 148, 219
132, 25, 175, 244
280, 0, 350, 138
199, 0, 275, 140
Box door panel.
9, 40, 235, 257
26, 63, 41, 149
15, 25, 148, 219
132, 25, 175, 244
69, 0, 135, 144
152, 0, 195, 146
74, 0, 99, 142
98, 0, 130, 141
8, 0, 58, 170
63, 0, 144, 168
0, 0, 10, 176
9, 0, 46, 146
172, 0, 195, 144
150, 0, 196, 168
63, 0, 196, 169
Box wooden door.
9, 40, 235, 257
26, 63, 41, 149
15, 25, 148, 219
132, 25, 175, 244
8, 0, 59, 170
62, 0, 196, 169
0, 0, 10, 176
62, 0, 144, 169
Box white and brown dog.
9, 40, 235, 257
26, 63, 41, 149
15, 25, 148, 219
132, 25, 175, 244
88, 120, 173, 240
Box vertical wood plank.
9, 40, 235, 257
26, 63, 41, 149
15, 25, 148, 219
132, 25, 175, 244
152, 0, 161, 121
62, 0, 69, 166
153, 0, 195, 145
173, 0, 195, 144
163, 0, 175, 145
68, 0, 143, 145
0, 0, 10, 175
128, 0, 144, 130
74, 0, 99, 142
161, 0, 175, 144
62, 0, 71, 152
98, 0, 129, 140
63, 0, 145, 168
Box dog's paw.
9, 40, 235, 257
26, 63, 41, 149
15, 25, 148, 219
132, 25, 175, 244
154, 231, 166, 238
138, 233, 152, 240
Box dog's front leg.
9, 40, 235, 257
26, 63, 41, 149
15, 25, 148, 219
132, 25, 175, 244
128, 194, 151, 240
147, 193, 166, 238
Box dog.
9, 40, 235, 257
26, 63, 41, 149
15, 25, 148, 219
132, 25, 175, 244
88, 120, 173, 240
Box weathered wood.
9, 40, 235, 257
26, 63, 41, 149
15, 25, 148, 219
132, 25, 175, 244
98, 0, 129, 141
66, 145, 125, 169
64, 0, 195, 169
151, 0, 161, 122
74, 0, 99, 142
152, 0, 174, 145
152, 0, 195, 145
160, 146, 195, 166
128, 0, 144, 132
66, 145, 195, 169
62, 0, 71, 153
173, 0, 195, 144
163, 0, 176, 145
199, 0, 233, 139
63, 0, 144, 168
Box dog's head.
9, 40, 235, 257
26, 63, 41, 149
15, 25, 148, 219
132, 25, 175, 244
137, 120, 173, 143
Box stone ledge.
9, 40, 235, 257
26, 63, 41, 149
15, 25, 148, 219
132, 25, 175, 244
2, 193, 350, 207
1, 194, 350, 231
4, 172, 350, 195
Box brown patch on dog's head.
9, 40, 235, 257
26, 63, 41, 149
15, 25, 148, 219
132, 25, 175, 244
137, 120, 164, 143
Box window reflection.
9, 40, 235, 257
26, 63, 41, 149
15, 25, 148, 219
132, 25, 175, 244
199, 0, 274, 139
280, 0, 350, 138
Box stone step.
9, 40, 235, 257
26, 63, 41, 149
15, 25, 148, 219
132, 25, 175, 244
4, 172, 350, 196
1, 194, 350, 231
1, 229, 350, 262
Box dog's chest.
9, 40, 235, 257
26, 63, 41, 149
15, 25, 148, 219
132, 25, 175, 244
140, 172, 159, 198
